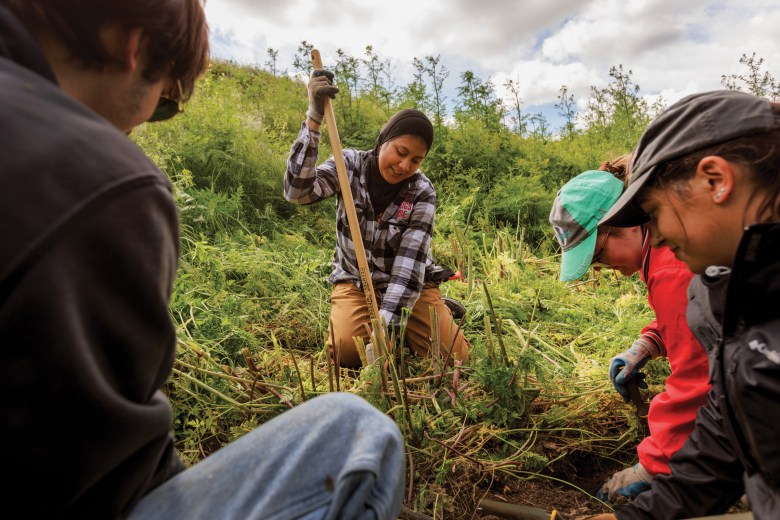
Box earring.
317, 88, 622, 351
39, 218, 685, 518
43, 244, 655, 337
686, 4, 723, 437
715, 187, 726, 200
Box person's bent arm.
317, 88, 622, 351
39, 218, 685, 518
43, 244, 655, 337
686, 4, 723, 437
284, 123, 342, 205
616, 393, 744, 519
636, 260, 710, 476
379, 186, 436, 329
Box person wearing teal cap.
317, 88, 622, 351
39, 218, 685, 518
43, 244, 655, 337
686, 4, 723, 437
550, 169, 625, 281
550, 156, 711, 504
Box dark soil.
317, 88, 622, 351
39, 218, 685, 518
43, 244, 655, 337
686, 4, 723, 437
399, 452, 752, 519
474, 465, 751, 520
477, 482, 609, 519
474, 457, 620, 519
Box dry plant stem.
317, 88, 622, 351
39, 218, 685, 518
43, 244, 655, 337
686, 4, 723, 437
423, 430, 484, 470
328, 320, 342, 392
436, 313, 466, 389
362, 322, 378, 360
398, 506, 433, 520
172, 367, 292, 410
482, 280, 509, 366
467, 245, 474, 297
508, 320, 575, 366
257, 383, 294, 409
448, 417, 469, 449
288, 348, 308, 401
496, 316, 508, 363
534, 382, 611, 404
240, 347, 259, 372
406, 445, 415, 504
450, 236, 461, 275
511, 285, 543, 383
428, 306, 441, 373
483, 313, 498, 365
248, 368, 262, 403
335, 337, 342, 391
450, 362, 462, 406
309, 356, 317, 393
179, 339, 236, 375
224, 365, 263, 418
381, 360, 400, 422
393, 370, 463, 384
493, 432, 537, 464
364, 322, 392, 409
327, 320, 336, 392
386, 345, 415, 440
175, 358, 287, 391
379, 391, 434, 400
400, 349, 420, 445
355, 327, 370, 367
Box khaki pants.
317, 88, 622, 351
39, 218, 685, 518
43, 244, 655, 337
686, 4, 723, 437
326, 282, 470, 368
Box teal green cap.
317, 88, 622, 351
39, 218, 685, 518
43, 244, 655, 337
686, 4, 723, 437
549, 170, 624, 281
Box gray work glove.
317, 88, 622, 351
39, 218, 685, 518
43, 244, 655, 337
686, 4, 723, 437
596, 462, 652, 502
609, 336, 660, 402
307, 69, 339, 124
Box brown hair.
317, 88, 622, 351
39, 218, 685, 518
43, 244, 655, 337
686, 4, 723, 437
647, 103, 780, 222
1, 0, 209, 100
598, 153, 634, 237
599, 152, 633, 186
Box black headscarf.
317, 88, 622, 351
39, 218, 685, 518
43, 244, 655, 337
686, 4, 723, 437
364, 109, 434, 218
372, 108, 434, 155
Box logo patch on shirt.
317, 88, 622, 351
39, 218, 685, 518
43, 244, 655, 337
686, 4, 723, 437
394, 196, 414, 220
748, 338, 780, 365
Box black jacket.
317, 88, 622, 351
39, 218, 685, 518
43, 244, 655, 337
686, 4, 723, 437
617, 223, 780, 519
0, 6, 184, 518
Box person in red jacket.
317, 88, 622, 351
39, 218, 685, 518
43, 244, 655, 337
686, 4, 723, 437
549, 157, 711, 503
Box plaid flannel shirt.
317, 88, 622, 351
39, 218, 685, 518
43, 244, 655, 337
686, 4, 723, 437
285, 122, 445, 327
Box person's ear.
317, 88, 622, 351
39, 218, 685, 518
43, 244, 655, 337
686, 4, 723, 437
122, 28, 143, 74
696, 156, 734, 204
100, 25, 143, 74
100, 24, 143, 73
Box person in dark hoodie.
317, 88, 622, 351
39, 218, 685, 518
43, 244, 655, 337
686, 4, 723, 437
578, 90, 780, 520
0, 1, 405, 518
285, 69, 470, 368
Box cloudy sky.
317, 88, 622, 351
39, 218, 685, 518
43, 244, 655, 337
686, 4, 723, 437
204, 0, 780, 129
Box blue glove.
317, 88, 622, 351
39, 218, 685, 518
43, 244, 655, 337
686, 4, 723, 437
609, 337, 660, 402
596, 463, 652, 502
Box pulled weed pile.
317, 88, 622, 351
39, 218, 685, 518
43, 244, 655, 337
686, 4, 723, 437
166, 203, 658, 518
125, 59, 696, 517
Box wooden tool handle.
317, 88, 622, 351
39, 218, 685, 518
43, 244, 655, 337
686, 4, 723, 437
626, 378, 650, 418
311, 49, 385, 362
478, 498, 564, 520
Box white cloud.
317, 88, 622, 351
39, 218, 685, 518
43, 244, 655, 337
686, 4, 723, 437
492, 61, 598, 106
203, 0, 780, 123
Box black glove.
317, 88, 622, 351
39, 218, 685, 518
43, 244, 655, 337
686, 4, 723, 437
307, 69, 339, 124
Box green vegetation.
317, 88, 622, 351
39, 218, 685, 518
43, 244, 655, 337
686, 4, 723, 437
132, 51, 775, 517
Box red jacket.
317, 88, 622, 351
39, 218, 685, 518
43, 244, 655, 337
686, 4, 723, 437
636, 228, 711, 476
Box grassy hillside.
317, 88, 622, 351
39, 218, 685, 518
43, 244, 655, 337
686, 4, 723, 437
133, 60, 668, 518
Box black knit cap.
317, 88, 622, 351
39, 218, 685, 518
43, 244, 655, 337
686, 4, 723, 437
373, 109, 434, 155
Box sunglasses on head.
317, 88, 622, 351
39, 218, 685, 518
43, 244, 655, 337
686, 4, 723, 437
148, 79, 184, 122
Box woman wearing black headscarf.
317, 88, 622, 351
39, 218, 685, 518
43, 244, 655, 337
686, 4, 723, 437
285, 69, 470, 368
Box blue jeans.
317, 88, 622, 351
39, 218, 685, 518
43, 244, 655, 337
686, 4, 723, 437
128, 393, 405, 520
